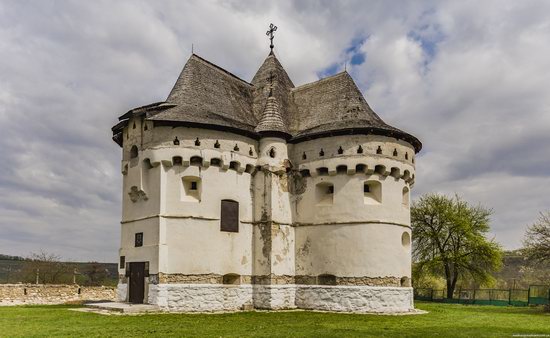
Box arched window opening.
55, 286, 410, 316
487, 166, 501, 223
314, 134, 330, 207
222, 274, 241, 285
220, 200, 239, 232
317, 167, 329, 176
400, 276, 411, 287
405, 152, 409, 160
172, 156, 183, 166
336, 165, 347, 174
402, 187, 410, 207
315, 182, 334, 205
319, 149, 324, 157
402, 170, 411, 181
249, 147, 254, 156
132, 122, 136, 129
364, 181, 382, 204
130, 145, 138, 159
234, 144, 240, 151
374, 165, 386, 175
302, 152, 307, 160
144, 124, 148, 131
269, 148, 276, 158
229, 161, 240, 171
393, 148, 398, 156
390, 167, 400, 178
190, 156, 203, 166
356, 164, 367, 173
210, 158, 222, 167
318, 274, 337, 286
337, 146, 344, 155
376, 146, 382, 154
401, 232, 411, 248
173, 137, 180, 145
300, 169, 311, 178
181, 176, 201, 202
357, 145, 363, 154
194, 137, 201, 146
214, 140, 220, 148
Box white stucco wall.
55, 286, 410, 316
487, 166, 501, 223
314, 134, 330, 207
164, 218, 253, 275
295, 223, 412, 278
117, 122, 417, 313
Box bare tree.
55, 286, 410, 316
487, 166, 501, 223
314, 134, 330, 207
21, 251, 71, 284
523, 211, 550, 263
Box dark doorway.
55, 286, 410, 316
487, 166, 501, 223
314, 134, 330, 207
129, 262, 145, 304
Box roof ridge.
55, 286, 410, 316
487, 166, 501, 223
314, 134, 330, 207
191, 53, 253, 86
292, 71, 348, 92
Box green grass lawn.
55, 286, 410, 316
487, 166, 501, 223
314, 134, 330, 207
0, 302, 548, 337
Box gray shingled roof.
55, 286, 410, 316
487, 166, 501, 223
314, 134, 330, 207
255, 95, 290, 136
113, 52, 422, 152
150, 54, 257, 133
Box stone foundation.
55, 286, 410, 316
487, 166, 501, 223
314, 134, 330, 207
151, 274, 401, 286
116, 283, 128, 302
140, 283, 413, 313
252, 285, 297, 309
0, 284, 116, 306
149, 284, 253, 312
295, 285, 413, 313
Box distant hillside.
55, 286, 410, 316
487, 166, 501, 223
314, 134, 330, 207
0, 254, 25, 261
494, 250, 550, 289
0, 255, 118, 286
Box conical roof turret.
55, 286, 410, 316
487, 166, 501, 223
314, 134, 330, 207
251, 53, 294, 137
255, 88, 290, 137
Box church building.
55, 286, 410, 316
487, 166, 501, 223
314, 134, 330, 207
111, 26, 421, 313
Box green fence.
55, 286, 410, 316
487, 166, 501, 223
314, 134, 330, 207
414, 285, 549, 307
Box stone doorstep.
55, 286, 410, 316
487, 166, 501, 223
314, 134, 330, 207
84, 302, 160, 314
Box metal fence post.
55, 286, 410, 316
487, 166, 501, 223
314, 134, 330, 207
528, 286, 531, 305
508, 289, 512, 305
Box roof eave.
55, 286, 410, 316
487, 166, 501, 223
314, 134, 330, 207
290, 127, 422, 153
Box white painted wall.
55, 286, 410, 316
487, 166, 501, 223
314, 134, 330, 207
295, 223, 412, 278
118, 121, 417, 312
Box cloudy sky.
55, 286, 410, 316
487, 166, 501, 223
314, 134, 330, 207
1, 0, 549, 262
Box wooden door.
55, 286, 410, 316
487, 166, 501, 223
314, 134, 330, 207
129, 262, 145, 304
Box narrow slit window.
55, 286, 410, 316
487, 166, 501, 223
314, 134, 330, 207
135, 232, 143, 247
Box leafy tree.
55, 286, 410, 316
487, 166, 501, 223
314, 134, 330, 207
523, 211, 550, 263
411, 194, 503, 298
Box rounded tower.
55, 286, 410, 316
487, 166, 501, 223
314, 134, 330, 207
111, 39, 421, 313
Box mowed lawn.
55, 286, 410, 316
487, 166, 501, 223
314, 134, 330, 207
0, 302, 548, 337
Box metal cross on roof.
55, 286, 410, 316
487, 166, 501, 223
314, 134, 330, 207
266, 23, 277, 53
267, 71, 276, 83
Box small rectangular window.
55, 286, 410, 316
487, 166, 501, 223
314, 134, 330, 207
135, 232, 143, 247
364, 184, 370, 193
173, 156, 182, 166
120, 256, 126, 269
190, 181, 198, 190
327, 186, 334, 194
220, 200, 239, 232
